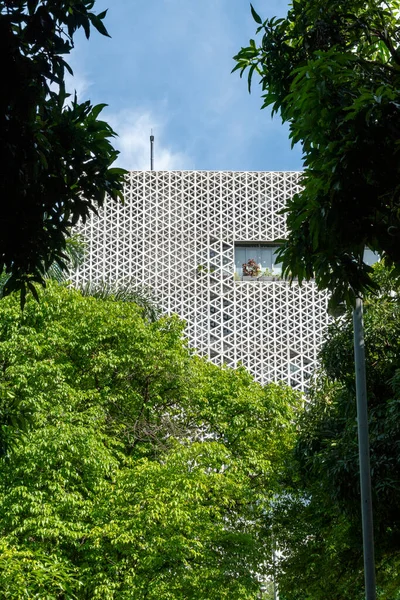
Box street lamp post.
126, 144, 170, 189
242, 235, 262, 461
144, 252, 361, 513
353, 296, 376, 600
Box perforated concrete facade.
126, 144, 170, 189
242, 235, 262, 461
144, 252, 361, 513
73, 171, 329, 390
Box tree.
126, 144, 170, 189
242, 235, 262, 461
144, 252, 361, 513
0, 1, 125, 302
0, 282, 300, 598
234, 0, 400, 305
268, 265, 400, 599
77, 278, 163, 322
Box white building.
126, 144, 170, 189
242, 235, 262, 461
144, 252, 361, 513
74, 170, 329, 390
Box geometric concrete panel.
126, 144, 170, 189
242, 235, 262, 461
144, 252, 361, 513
73, 171, 329, 391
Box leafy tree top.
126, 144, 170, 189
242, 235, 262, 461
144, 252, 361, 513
0, 282, 300, 598
0, 1, 126, 303
235, 0, 400, 305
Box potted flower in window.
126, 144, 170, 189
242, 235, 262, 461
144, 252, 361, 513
242, 258, 261, 279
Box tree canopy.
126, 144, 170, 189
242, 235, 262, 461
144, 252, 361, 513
270, 265, 400, 599
0, 1, 125, 301
0, 282, 300, 598
235, 0, 400, 305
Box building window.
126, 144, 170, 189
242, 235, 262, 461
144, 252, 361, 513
234, 243, 281, 277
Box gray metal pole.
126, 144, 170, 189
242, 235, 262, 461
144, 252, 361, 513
150, 134, 154, 171
273, 546, 279, 600
273, 577, 279, 600
353, 296, 376, 600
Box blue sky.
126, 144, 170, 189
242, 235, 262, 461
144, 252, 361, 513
67, 0, 302, 171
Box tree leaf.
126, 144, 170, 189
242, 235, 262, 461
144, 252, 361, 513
250, 4, 263, 25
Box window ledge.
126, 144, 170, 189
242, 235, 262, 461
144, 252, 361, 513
236, 275, 282, 282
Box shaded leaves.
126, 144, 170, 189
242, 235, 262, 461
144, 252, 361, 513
0, 1, 126, 303
234, 0, 400, 305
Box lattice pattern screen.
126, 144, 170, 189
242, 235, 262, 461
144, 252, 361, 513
73, 171, 329, 390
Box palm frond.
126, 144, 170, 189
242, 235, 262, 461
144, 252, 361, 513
78, 280, 162, 322
45, 235, 86, 283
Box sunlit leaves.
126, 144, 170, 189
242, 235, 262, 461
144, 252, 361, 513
0, 283, 300, 598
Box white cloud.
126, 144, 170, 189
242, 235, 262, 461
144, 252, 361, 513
48, 66, 92, 104
65, 68, 92, 101
105, 109, 193, 171
61, 53, 192, 171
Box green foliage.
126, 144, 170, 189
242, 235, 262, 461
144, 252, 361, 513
0, 282, 300, 598
44, 235, 86, 284
271, 265, 400, 599
234, 0, 400, 305
78, 279, 162, 322
0, 539, 80, 599
0, 1, 126, 302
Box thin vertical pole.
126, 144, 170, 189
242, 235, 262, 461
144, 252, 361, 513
272, 543, 279, 600
353, 297, 376, 600
150, 133, 154, 171
273, 577, 279, 600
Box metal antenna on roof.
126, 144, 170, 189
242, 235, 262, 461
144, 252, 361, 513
150, 130, 154, 171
